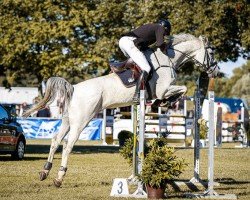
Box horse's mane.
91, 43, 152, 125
171, 33, 199, 45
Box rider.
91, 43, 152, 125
118, 19, 172, 103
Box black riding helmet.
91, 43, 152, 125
159, 19, 171, 35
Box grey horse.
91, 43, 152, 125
23, 33, 220, 187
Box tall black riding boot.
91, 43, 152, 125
132, 70, 148, 104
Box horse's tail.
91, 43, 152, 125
23, 77, 74, 117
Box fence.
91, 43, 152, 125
17, 117, 102, 140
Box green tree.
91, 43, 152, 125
0, 0, 249, 88
215, 60, 250, 106
232, 73, 250, 105
181, 1, 250, 61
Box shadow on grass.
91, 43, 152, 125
166, 193, 186, 199
26, 144, 120, 154
216, 178, 250, 185
167, 177, 250, 193
0, 145, 120, 161
0, 156, 48, 161
168, 179, 206, 192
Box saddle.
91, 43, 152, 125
110, 58, 154, 100
110, 58, 142, 88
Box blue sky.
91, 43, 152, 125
218, 56, 247, 78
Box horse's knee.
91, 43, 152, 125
179, 86, 187, 94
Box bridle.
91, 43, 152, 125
167, 41, 218, 75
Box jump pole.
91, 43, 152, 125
110, 91, 147, 198
187, 78, 237, 199
132, 90, 147, 197
132, 104, 138, 179
189, 77, 203, 184
127, 105, 138, 183
175, 77, 205, 186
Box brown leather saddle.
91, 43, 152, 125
110, 58, 142, 88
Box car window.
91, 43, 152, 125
0, 105, 9, 120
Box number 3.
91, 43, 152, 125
117, 181, 123, 194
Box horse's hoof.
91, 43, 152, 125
53, 178, 62, 188
39, 171, 48, 181
159, 101, 170, 107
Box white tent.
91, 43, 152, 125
0, 87, 39, 105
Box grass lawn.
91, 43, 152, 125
0, 140, 249, 200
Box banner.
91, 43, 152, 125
17, 118, 102, 140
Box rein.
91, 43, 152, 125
169, 47, 208, 70
150, 39, 217, 76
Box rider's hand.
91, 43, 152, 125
160, 43, 166, 53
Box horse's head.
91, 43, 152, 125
170, 34, 221, 78
195, 36, 220, 77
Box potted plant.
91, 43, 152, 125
140, 138, 186, 198
120, 137, 186, 199
117, 130, 133, 147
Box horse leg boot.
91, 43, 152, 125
39, 162, 53, 181
53, 139, 69, 187
132, 70, 148, 104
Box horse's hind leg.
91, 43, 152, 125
53, 119, 93, 187
39, 116, 70, 181
53, 104, 101, 187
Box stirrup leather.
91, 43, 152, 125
132, 71, 148, 104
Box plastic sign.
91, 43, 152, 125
110, 178, 129, 196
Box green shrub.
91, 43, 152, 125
199, 123, 208, 139
119, 137, 187, 188
117, 130, 133, 147
139, 139, 187, 188
119, 137, 134, 165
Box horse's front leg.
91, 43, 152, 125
162, 85, 187, 106
155, 85, 187, 108
39, 116, 69, 181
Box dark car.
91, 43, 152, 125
0, 104, 26, 160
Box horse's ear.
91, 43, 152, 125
198, 35, 204, 41
199, 35, 209, 45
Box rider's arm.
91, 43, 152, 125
155, 26, 166, 52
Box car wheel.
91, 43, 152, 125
11, 139, 26, 160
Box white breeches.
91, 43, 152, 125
119, 36, 151, 73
